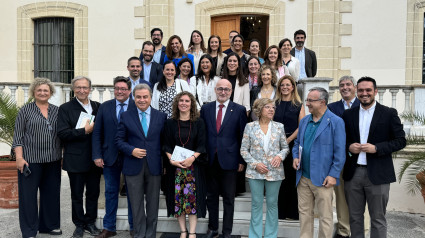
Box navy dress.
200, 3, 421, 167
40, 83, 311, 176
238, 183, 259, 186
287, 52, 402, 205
273, 100, 302, 220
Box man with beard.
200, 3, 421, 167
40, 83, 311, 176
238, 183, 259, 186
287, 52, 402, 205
128, 57, 150, 92
290, 29, 317, 79
140, 41, 163, 87
342, 77, 406, 238
140, 28, 166, 65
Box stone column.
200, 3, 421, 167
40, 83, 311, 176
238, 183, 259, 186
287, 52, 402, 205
298, 77, 333, 115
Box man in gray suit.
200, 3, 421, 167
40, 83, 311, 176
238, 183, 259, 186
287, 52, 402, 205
290, 29, 317, 79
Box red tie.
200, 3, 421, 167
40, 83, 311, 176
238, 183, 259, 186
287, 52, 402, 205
216, 104, 224, 133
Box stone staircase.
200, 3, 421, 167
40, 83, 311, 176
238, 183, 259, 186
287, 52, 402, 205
96, 192, 319, 237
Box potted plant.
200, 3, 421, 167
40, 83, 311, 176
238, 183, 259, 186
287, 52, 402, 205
0, 92, 22, 208
397, 112, 425, 203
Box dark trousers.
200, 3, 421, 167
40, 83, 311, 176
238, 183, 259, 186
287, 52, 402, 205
345, 167, 390, 238
206, 155, 237, 235
126, 158, 161, 238
103, 159, 133, 232
67, 166, 102, 227
278, 142, 299, 220
18, 160, 61, 238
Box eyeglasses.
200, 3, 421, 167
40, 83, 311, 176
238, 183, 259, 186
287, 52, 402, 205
305, 98, 322, 103
114, 87, 129, 92
264, 105, 276, 110
216, 87, 231, 92
74, 86, 90, 91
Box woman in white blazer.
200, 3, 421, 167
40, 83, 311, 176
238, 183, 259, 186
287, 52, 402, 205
152, 60, 191, 118
222, 52, 250, 114
240, 98, 289, 238
189, 54, 220, 108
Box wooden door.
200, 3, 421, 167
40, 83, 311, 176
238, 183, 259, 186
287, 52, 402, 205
211, 15, 240, 50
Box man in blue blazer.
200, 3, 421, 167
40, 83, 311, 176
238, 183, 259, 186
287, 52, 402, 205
327, 76, 360, 238
200, 79, 247, 238
115, 84, 167, 238
140, 41, 163, 87
292, 87, 346, 238
92, 76, 135, 237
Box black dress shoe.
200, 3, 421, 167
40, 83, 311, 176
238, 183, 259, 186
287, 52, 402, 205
84, 223, 101, 236
73, 226, 84, 238
205, 229, 219, 238
335, 235, 350, 238
120, 184, 127, 196
40, 229, 62, 235
222, 233, 232, 238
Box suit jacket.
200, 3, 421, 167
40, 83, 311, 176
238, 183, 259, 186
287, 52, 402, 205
240, 121, 289, 181
139, 45, 166, 65
342, 103, 406, 185
200, 101, 247, 170
328, 98, 360, 118
92, 98, 136, 166
290, 47, 317, 78
58, 98, 100, 173
292, 109, 346, 186
115, 106, 167, 176
141, 61, 163, 87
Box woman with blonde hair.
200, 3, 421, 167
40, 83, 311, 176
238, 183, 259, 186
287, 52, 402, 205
274, 75, 305, 221
240, 98, 289, 238
249, 65, 278, 121
162, 91, 207, 238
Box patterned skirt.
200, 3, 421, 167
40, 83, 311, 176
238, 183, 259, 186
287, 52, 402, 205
174, 164, 197, 217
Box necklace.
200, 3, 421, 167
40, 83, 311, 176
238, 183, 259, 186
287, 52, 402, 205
178, 120, 191, 148
262, 87, 273, 93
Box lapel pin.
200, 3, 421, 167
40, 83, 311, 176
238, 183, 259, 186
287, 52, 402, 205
327, 118, 330, 121
231, 109, 233, 111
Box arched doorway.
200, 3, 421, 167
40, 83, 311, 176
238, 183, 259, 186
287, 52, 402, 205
211, 14, 269, 56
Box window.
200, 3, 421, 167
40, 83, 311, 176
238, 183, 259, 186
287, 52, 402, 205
34, 18, 74, 83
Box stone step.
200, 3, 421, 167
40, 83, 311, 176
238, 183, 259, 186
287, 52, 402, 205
95, 208, 317, 237
117, 193, 263, 213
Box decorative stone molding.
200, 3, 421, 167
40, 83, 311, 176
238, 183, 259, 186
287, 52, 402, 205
195, 0, 285, 45
307, 0, 352, 85
405, 0, 425, 85
17, 2, 88, 83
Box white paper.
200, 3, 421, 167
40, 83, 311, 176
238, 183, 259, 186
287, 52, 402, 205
75, 111, 95, 129
171, 146, 195, 162
298, 146, 302, 170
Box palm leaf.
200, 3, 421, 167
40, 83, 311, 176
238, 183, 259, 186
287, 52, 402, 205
0, 92, 30, 147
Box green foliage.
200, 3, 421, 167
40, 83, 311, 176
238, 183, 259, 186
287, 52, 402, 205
398, 112, 425, 195
0, 92, 20, 147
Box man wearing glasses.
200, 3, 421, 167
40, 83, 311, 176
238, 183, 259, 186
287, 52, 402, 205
200, 79, 247, 238
58, 76, 102, 238
92, 76, 135, 238
292, 87, 346, 238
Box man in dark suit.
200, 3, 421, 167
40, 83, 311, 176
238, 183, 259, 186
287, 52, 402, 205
139, 41, 163, 88
92, 76, 135, 238
115, 83, 167, 238
139, 28, 166, 65
128, 57, 150, 91
57, 76, 102, 238
328, 75, 360, 238
200, 79, 247, 238
290, 29, 317, 79
342, 77, 406, 238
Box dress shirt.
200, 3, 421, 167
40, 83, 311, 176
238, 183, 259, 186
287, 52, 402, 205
137, 106, 151, 132
295, 47, 307, 79
215, 99, 230, 122
153, 46, 162, 63
342, 97, 356, 110
143, 61, 152, 83
301, 113, 324, 179
116, 98, 130, 119
198, 76, 218, 103
358, 101, 376, 165
76, 98, 92, 115
129, 77, 150, 94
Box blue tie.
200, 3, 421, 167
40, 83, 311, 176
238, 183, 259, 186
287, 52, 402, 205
141, 112, 148, 137
118, 103, 125, 122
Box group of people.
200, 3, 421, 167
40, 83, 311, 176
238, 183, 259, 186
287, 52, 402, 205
12, 26, 406, 238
